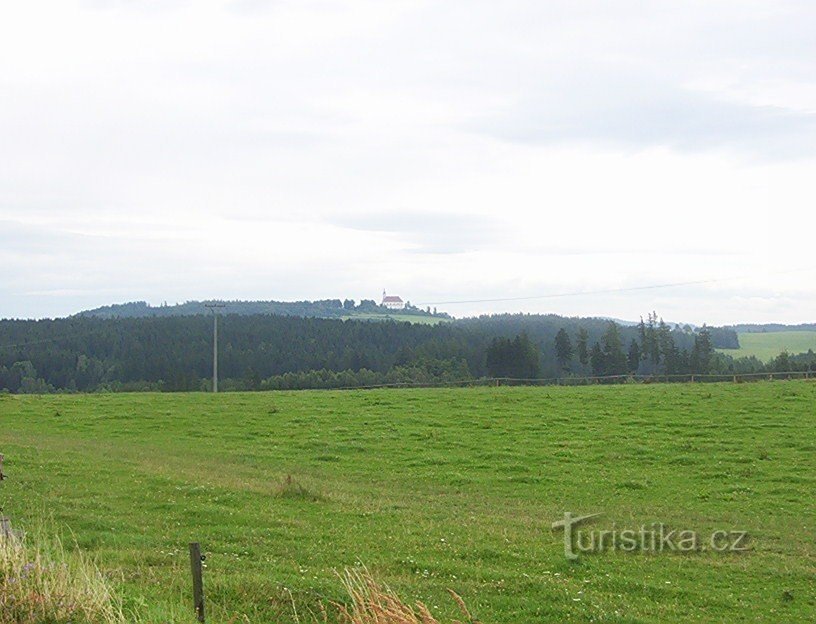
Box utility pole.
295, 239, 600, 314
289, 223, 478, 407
204, 303, 225, 392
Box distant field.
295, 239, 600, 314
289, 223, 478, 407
718, 330, 816, 362
341, 312, 450, 324
1, 383, 815, 622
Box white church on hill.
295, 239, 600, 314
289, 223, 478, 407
381, 290, 405, 310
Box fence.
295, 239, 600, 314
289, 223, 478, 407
326, 369, 814, 391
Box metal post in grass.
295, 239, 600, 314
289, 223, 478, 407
189, 542, 206, 622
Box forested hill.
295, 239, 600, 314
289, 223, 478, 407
77, 299, 448, 320
0, 312, 771, 394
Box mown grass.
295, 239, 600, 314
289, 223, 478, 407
1, 382, 814, 622
718, 330, 816, 362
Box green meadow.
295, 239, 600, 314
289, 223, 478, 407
1, 382, 815, 622
340, 312, 450, 324
719, 331, 816, 362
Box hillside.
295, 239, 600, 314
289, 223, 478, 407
718, 330, 816, 362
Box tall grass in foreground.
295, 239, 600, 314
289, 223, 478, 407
0, 525, 473, 624
330, 569, 477, 624
0, 528, 126, 624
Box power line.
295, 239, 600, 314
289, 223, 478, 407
416, 265, 816, 306
0, 265, 813, 352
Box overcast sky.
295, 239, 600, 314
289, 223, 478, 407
2, 1, 815, 324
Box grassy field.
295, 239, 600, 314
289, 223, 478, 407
719, 331, 816, 362
1, 383, 815, 622
340, 313, 450, 324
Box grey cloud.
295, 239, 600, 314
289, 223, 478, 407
473, 72, 816, 158
328, 212, 509, 254
3, 1, 816, 321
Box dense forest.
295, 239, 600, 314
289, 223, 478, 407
1, 309, 811, 393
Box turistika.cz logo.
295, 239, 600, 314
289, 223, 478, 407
551, 512, 749, 560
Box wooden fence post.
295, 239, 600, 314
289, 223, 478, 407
1, 517, 11, 540
189, 542, 206, 623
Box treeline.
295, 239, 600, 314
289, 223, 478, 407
77, 299, 448, 320
531, 313, 739, 377
0, 312, 808, 394
729, 323, 816, 333
1, 312, 647, 392
482, 315, 720, 379
0, 315, 477, 393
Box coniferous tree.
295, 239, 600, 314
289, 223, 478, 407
643, 312, 661, 370
638, 317, 647, 353
590, 342, 605, 376
601, 322, 628, 375
486, 337, 511, 378
657, 319, 681, 374
512, 333, 541, 379
576, 327, 589, 366
690, 326, 713, 374
627, 339, 641, 373
486, 333, 540, 379
554, 328, 573, 370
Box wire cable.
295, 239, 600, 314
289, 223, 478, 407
416, 265, 816, 306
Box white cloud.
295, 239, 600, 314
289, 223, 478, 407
1, 0, 815, 323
